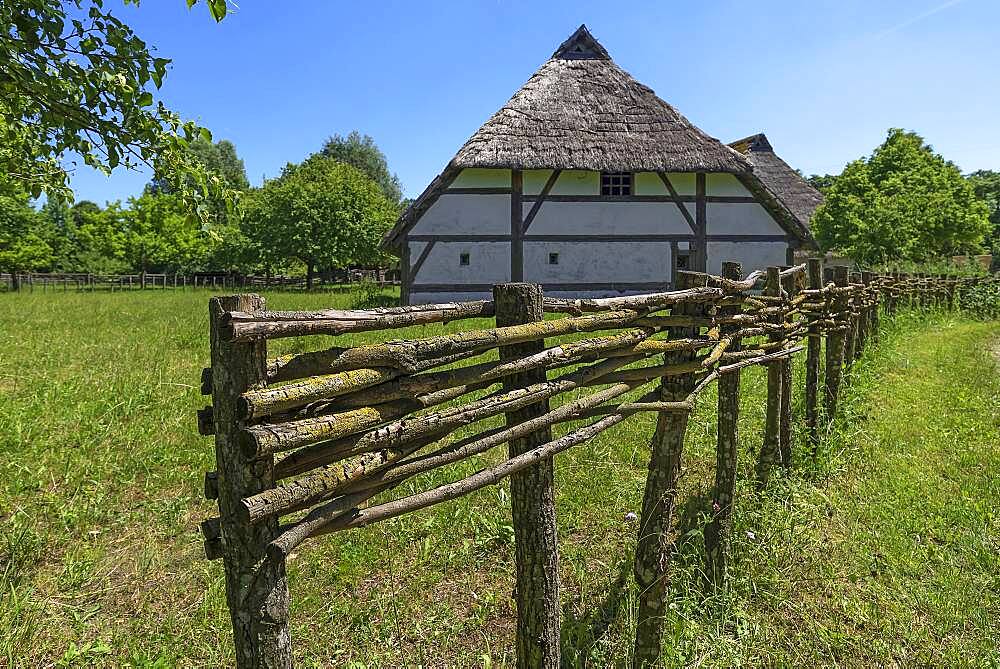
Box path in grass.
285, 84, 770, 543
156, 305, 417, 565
694, 316, 1000, 667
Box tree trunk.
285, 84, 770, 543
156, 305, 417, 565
210, 295, 292, 668
704, 262, 742, 585
632, 270, 705, 666
494, 283, 560, 669
306, 262, 314, 291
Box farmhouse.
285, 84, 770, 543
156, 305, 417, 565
384, 25, 818, 304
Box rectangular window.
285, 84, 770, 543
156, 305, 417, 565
459, 252, 470, 266
676, 251, 690, 270
601, 172, 632, 196
548, 252, 559, 265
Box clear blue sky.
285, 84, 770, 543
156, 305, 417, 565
69, 0, 1000, 205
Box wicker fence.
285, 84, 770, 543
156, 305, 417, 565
0, 269, 400, 292
195, 260, 992, 668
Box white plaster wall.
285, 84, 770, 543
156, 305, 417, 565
706, 173, 752, 196
409, 241, 511, 284
523, 241, 671, 283
633, 172, 696, 195
523, 169, 555, 195
550, 170, 598, 195
409, 194, 510, 235
707, 241, 789, 277
526, 202, 694, 235
410, 291, 493, 304
706, 203, 786, 236
633, 172, 667, 195
448, 168, 510, 188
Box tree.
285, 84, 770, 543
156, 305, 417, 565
0, 184, 53, 286
1, 0, 232, 209
807, 173, 838, 193
320, 131, 403, 204
242, 155, 397, 288
149, 137, 249, 194
966, 170, 1000, 255
124, 191, 210, 273
812, 129, 990, 264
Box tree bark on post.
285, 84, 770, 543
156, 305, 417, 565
493, 283, 560, 669
778, 270, 795, 467
805, 259, 823, 452
823, 267, 849, 422
755, 267, 783, 487
210, 295, 292, 669
632, 270, 705, 667
704, 262, 742, 586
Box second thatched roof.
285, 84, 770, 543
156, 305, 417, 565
729, 133, 824, 230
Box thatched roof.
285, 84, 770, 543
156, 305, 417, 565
450, 25, 750, 174
729, 133, 824, 230
386, 26, 817, 250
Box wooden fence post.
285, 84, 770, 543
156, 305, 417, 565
843, 273, 859, 364
633, 270, 705, 666
209, 295, 292, 669
755, 267, 783, 487
862, 271, 877, 345
704, 262, 742, 585
823, 267, 849, 422
852, 272, 867, 359
778, 269, 796, 467
805, 258, 823, 452
493, 283, 560, 669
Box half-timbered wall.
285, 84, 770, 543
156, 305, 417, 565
404, 168, 794, 304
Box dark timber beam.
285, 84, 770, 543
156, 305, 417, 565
408, 240, 436, 284
695, 173, 708, 272
400, 237, 411, 306
511, 170, 524, 282
657, 172, 698, 233
522, 169, 562, 233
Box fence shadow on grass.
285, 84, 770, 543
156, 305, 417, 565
560, 555, 633, 666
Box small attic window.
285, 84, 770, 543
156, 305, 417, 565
548, 252, 560, 265
601, 172, 632, 196
459, 252, 470, 266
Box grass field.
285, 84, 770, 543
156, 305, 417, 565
1, 288, 998, 667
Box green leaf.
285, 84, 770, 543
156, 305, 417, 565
208, 0, 227, 22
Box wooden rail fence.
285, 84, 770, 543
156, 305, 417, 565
195, 261, 994, 667
1, 269, 400, 292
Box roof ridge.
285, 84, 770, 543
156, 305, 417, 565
551, 24, 611, 60
729, 133, 774, 153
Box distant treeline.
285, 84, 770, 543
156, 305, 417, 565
1, 132, 407, 289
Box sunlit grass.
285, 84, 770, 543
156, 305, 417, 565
0, 289, 997, 666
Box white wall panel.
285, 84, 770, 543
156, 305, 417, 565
448, 168, 510, 188
707, 241, 789, 277
706, 173, 752, 197
411, 241, 511, 284
410, 194, 510, 235
706, 203, 785, 235
523, 241, 670, 283
526, 202, 694, 235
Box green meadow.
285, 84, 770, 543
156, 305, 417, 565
1, 288, 998, 667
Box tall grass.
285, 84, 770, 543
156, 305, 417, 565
0, 289, 997, 666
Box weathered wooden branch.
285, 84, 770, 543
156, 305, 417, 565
264, 309, 642, 382
268, 412, 629, 559
240, 367, 398, 421
224, 301, 495, 341
269, 355, 637, 477
542, 285, 722, 314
